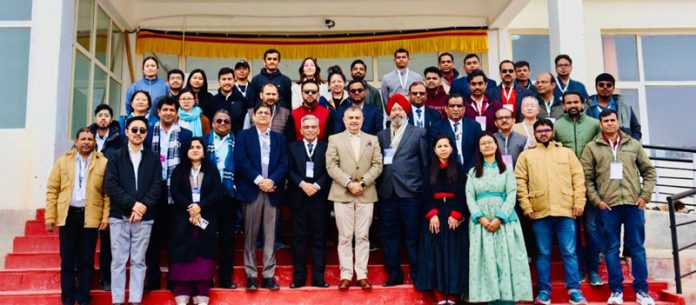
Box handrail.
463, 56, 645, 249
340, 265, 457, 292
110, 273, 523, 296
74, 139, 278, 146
667, 188, 696, 294
643, 144, 696, 154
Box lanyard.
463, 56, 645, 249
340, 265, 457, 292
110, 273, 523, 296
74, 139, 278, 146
543, 99, 552, 115
191, 166, 202, 186
77, 157, 89, 188
397, 69, 409, 90
502, 86, 514, 103
503, 136, 509, 155
471, 98, 486, 115
235, 83, 248, 97
556, 76, 568, 94
608, 135, 621, 161
304, 141, 316, 159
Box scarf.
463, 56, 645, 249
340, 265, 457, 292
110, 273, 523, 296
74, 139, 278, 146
206, 132, 236, 197
151, 122, 182, 204
390, 118, 408, 151
178, 106, 204, 137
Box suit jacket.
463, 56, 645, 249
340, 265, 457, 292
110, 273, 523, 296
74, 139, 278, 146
377, 124, 429, 199
334, 100, 384, 135
449, 76, 497, 99
326, 131, 383, 203
407, 105, 441, 133
287, 140, 331, 206
494, 131, 528, 167
105, 146, 162, 220
429, 118, 482, 172
233, 127, 289, 206
486, 84, 534, 122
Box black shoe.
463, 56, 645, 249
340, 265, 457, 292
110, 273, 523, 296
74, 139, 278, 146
312, 281, 330, 288
100, 280, 111, 291
382, 278, 404, 287
246, 277, 258, 291
289, 282, 304, 289
261, 277, 280, 290
220, 282, 238, 289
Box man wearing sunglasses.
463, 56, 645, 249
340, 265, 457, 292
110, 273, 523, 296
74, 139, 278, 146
429, 94, 482, 172
487, 60, 534, 121
105, 116, 162, 305
585, 73, 642, 140
289, 80, 335, 141
406, 82, 441, 131
515, 118, 588, 305
334, 80, 383, 135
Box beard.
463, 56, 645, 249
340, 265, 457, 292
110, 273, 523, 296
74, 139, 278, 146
352, 74, 365, 81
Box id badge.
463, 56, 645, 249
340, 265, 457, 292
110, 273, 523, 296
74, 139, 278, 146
610, 162, 623, 180
502, 154, 514, 167
384, 148, 395, 165
475, 116, 487, 131
305, 161, 315, 178
192, 186, 201, 202
261, 156, 270, 165
198, 217, 209, 230
548, 117, 556, 124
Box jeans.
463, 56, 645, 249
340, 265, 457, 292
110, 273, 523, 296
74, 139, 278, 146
600, 205, 648, 293
577, 203, 604, 276
532, 216, 581, 292
59, 207, 98, 305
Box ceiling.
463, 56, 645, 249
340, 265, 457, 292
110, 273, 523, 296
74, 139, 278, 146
103, 0, 527, 33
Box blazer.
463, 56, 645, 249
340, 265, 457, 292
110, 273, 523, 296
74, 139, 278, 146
429, 118, 482, 172
105, 146, 162, 220
286, 140, 331, 206
376, 124, 429, 199
334, 100, 384, 135
233, 127, 288, 206
494, 131, 528, 167
169, 162, 221, 263
407, 105, 442, 133
326, 131, 383, 203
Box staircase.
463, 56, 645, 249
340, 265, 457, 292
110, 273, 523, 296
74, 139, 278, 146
0, 209, 685, 305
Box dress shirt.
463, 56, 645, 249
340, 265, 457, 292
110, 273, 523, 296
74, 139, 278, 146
96, 130, 109, 152
129, 145, 143, 191
158, 125, 173, 180
70, 154, 91, 207
213, 132, 230, 180
254, 127, 271, 184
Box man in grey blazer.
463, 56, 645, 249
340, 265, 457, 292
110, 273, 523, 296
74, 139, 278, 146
326, 106, 383, 290
377, 95, 429, 286
493, 107, 528, 168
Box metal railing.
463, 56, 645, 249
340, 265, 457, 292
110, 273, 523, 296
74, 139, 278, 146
667, 188, 696, 294
643, 144, 696, 207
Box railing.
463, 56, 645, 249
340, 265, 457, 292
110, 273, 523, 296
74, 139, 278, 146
643, 145, 696, 208
667, 188, 696, 294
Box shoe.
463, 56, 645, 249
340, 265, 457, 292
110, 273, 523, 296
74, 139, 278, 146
312, 281, 329, 288
219, 281, 237, 289
338, 279, 351, 290
568, 289, 588, 305
358, 278, 372, 289
534, 290, 551, 305
636, 291, 656, 305
607, 291, 624, 304
100, 280, 111, 291
382, 277, 403, 287
275, 241, 287, 250
246, 277, 258, 291
174, 295, 191, 305
589, 271, 604, 286
289, 281, 304, 289
261, 277, 280, 290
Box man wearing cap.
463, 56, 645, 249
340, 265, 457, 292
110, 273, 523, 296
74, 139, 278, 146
377, 96, 429, 286
233, 60, 254, 111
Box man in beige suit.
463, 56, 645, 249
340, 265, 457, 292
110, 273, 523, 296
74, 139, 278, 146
326, 105, 383, 290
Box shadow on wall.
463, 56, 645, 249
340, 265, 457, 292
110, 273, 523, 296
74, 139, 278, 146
0, 210, 34, 268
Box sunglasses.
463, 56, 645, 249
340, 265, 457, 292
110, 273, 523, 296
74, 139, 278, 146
535, 128, 553, 134
349, 88, 365, 94
303, 90, 318, 95
215, 119, 231, 125
448, 104, 464, 108
411, 91, 426, 96
130, 127, 147, 134
501, 69, 514, 73
597, 82, 614, 88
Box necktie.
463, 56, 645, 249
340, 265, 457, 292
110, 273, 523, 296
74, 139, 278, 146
416, 108, 423, 128
307, 143, 314, 155
454, 122, 461, 140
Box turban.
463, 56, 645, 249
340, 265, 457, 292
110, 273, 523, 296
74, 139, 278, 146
386, 94, 411, 116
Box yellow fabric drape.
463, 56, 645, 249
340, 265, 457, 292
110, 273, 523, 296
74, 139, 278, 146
136, 28, 488, 59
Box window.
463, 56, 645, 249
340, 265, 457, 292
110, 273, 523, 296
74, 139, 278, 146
69, 0, 124, 136
0, 0, 31, 128
142, 52, 178, 80
603, 34, 696, 148
511, 34, 551, 76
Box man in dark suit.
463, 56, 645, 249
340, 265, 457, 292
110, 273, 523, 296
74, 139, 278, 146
335, 80, 384, 135
449, 54, 497, 98
429, 94, 483, 172
234, 104, 289, 291
377, 95, 429, 286
403, 82, 441, 132
486, 60, 534, 122
105, 116, 162, 305
287, 114, 332, 289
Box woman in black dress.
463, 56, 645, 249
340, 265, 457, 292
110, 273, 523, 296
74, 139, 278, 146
416, 135, 469, 305
168, 138, 221, 305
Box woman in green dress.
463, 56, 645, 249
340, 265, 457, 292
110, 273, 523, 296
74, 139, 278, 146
466, 132, 532, 304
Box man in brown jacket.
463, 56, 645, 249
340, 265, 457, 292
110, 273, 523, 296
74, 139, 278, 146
326, 106, 383, 290
515, 118, 588, 305
45, 127, 110, 305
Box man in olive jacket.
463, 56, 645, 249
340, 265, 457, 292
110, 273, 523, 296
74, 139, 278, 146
515, 118, 588, 305
45, 127, 110, 305
580, 109, 656, 305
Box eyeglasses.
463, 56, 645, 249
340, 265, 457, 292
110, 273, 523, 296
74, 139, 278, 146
534, 128, 553, 134
411, 91, 426, 96
597, 82, 614, 88
168, 76, 183, 81
303, 90, 318, 95
130, 127, 147, 134
448, 104, 464, 108
501, 69, 514, 74
180, 97, 195, 101
215, 119, 230, 125
425, 77, 439, 81
556, 63, 571, 68
496, 116, 513, 120
349, 88, 365, 94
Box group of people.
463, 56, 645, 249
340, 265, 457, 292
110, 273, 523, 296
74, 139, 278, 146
44, 47, 657, 305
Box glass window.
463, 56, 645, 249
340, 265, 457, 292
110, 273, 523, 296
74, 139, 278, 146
0, 28, 30, 128
110, 23, 123, 77
142, 52, 178, 80
642, 35, 696, 81
511, 34, 551, 76
93, 66, 107, 106
319, 57, 373, 82
602, 35, 639, 81
108, 77, 122, 114
0, 0, 32, 20
94, 8, 109, 66
71, 52, 91, 136
646, 86, 696, 148
186, 57, 242, 83
616, 88, 640, 119
75, 0, 94, 52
